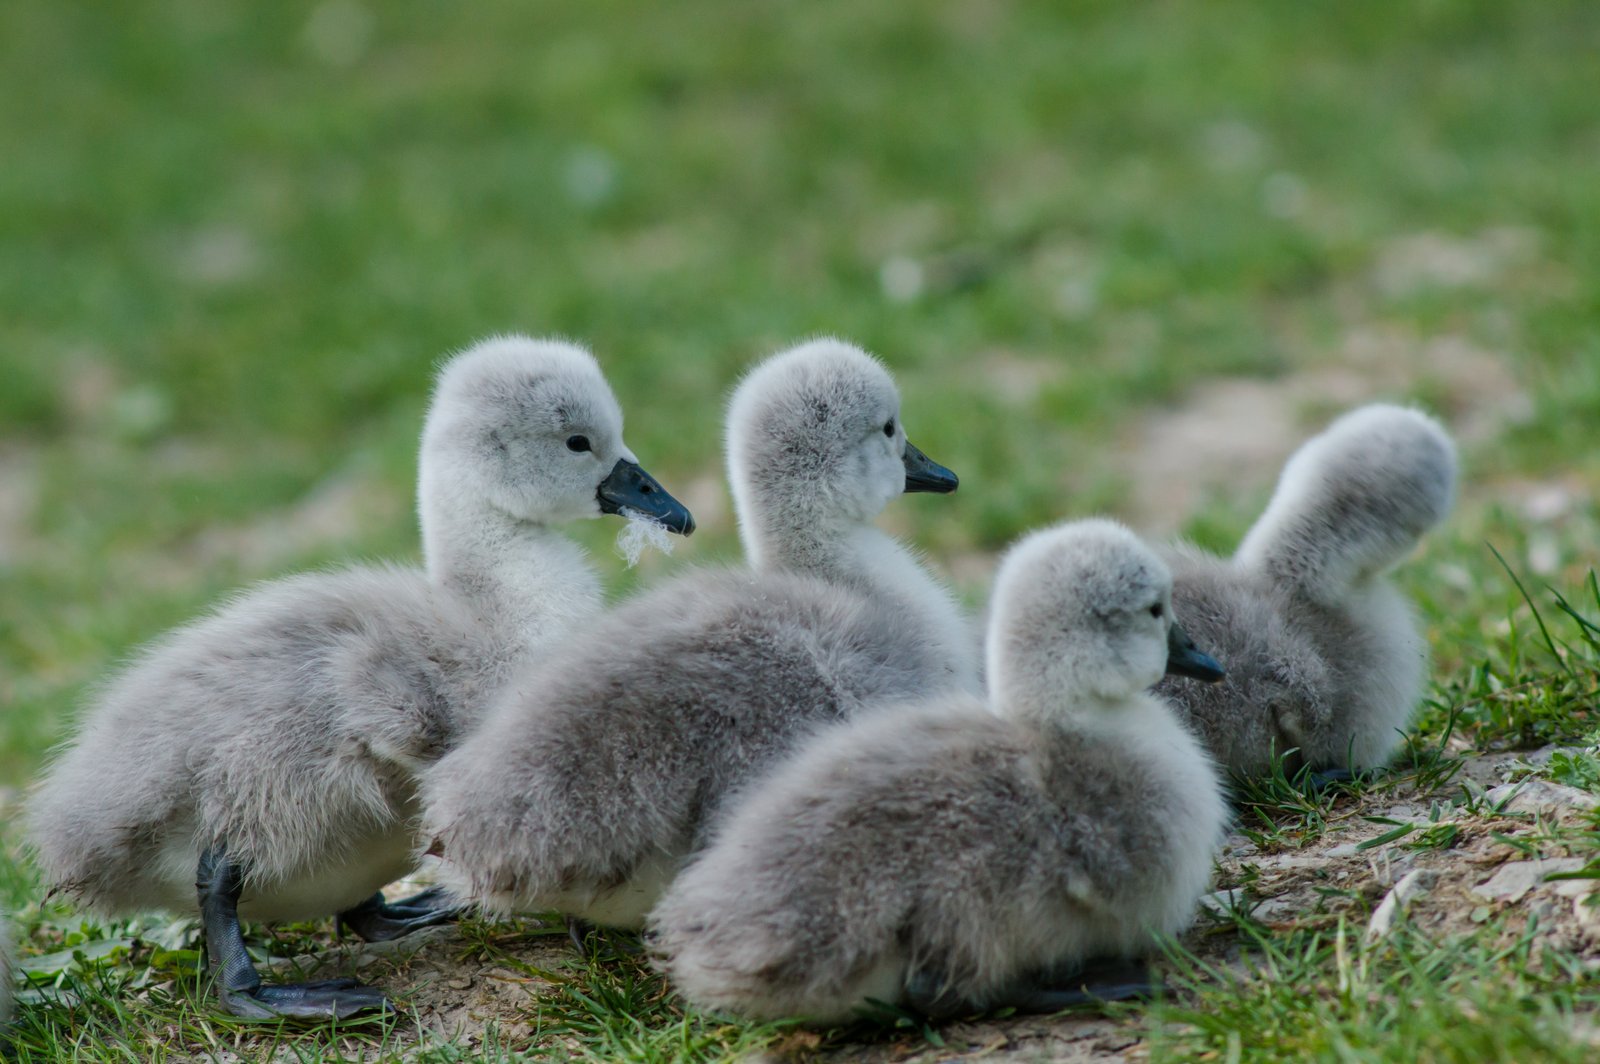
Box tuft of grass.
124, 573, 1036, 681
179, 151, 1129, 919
1418, 563, 1600, 753
1149, 919, 1600, 1063
511, 952, 792, 1064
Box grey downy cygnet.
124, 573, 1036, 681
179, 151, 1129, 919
24, 336, 692, 1020
1153, 403, 1458, 782
422, 338, 977, 933
647, 519, 1228, 1023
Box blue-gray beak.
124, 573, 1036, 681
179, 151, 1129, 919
597, 459, 695, 535
1166, 622, 1224, 682
903, 441, 958, 494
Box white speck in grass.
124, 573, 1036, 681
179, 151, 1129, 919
879, 256, 924, 303
616, 508, 676, 567
111, 385, 173, 441
173, 226, 261, 287
1261, 171, 1308, 219
1527, 531, 1561, 577
1055, 275, 1099, 320
1199, 119, 1265, 172
303, 1, 374, 68
564, 147, 618, 208
1522, 485, 1573, 523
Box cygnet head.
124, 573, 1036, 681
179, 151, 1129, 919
987, 519, 1224, 716
420, 335, 694, 537
725, 339, 956, 562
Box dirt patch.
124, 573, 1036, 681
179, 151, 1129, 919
1120, 326, 1533, 534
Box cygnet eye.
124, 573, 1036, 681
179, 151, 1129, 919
566, 435, 592, 453
1148, 603, 1163, 619
883, 419, 895, 437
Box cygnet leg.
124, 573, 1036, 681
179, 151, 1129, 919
1307, 767, 1355, 792
198, 847, 392, 1020
566, 915, 597, 953
563, 914, 643, 958
905, 958, 1154, 1019
987, 957, 1154, 1013
338, 886, 461, 943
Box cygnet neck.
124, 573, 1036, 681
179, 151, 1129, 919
746, 511, 980, 692
419, 475, 600, 651
992, 670, 1141, 734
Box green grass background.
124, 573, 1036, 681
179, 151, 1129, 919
2, 1, 1598, 1059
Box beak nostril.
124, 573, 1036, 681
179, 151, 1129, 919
641, 484, 654, 494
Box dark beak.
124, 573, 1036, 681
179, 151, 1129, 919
597, 459, 696, 535
1166, 622, 1225, 683
903, 440, 959, 494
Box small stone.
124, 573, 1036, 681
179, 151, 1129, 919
1366, 869, 1432, 941
1199, 888, 1245, 918
879, 256, 924, 303
1485, 780, 1600, 817
1573, 894, 1600, 927
1471, 858, 1587, 903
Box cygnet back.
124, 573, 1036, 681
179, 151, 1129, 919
1157, 404, 1457, 775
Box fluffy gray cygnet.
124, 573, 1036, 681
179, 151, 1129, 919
648, 519, 1229, 1023
422, 338, 976, 931
1154, 403, 1458, 779
24, 336, 692, 1020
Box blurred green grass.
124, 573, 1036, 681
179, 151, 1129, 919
4, 0, 1597, 756
5, 0, 1598, 787
1, 3, 1599, 1052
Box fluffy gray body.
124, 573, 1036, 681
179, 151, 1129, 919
424, 339, 976, 927
27, 569, 507, 920
26, 336, 659, 924
1153, 404, 1458, 776
426, 566, 952, 926
649, 520, 1226, 1022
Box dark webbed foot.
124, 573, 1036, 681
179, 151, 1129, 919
1307, 767, 1356, 792
339, 887, 462, 942
566, 915, 597, 954
906, 958, 1156, 1019
220, 978, 393, 1021
996, 958, 1155, 1013
199, 846, 396, 1021
564, 914, 643, 958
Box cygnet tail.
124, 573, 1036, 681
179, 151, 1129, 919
1234, 404, 1457, 602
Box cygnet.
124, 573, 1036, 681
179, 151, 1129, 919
1154, 403, 1457, 780
648, 519, 1228, 1022
25, 336, 692, 1019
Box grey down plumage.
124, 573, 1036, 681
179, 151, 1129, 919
648, 519, 1228, 1022
422, 338, 977, 929
25, 336, 669, 928
1154, 402, 1458, 777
